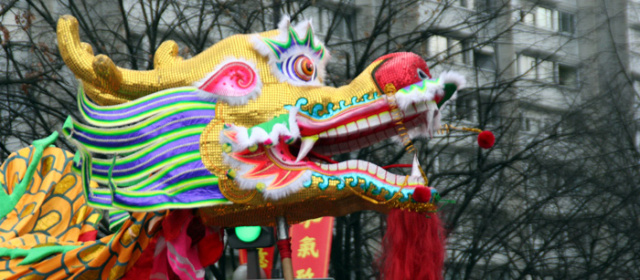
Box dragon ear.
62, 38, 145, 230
194, 59, 262, 105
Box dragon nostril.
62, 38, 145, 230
417, 69, 428, 80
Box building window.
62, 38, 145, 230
558, 12, 575, 34
630, 28, 640, 51
558, 64, 578, 86
474, 51, 495, 71
518, 55, 537, 80
535, 7, 556, 30
428, 35, 448, 59
520, 10, 535, 25
538, 59, 554, 83
428, 35, 468, 64
457, 0, 474, 9
521, 6, 572, 32
455, 94, 475, 121
518, 55, 555, 83
476, 0, 493, 13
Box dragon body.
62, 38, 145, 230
0, 15, 467, 279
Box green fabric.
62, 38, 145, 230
0, 245, 80, 265
247, 113, 290, 138
0, 132, 59, 219
438, 83, 458, 108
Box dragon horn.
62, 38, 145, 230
57, 15, 186, 105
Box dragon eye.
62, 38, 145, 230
293, 55, 315, 81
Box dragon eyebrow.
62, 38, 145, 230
261, 23, 327, 60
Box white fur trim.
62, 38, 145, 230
222, 148, 312, 200
261, 170, 312, 200
395, 71, 466, 110
390, 102, 442, 143
220, 107, 300, 152
251, 16, 331, 87
437, 71, 466, 109
193, 57, 262, 106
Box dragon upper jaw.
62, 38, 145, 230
221, 75, 462, 204
296, 97, 439, 157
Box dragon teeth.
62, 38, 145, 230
337, 162, 348, 170
405, 104, 417, 116
336, 125, 347, 136
376, 167, 386, 180
356, 118, 368, 130
411, 154, 421, 177
368, 115, 381, 127
357, 161, 368, 171
367, 163, 377, 174
346, 122, 358, 135
385, 173, 398, 184
379, 111, 392, 124
416, 102, 428, 113
295, 136, 318, 163
327, 128, 337, 137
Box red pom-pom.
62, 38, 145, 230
413, 187, 431, 202
477, 130, 495, 149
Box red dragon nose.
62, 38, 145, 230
373, 52, 431, 92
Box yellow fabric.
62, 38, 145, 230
0, 146, 163, 279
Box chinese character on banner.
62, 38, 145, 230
259, 249, 270, 269
301, 217, 323, 229
290, 217, 334, 278
297, 236, 320, 258
296, 267, 315, 278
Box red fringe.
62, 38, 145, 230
376, 209, 445, 280
121, 236, 158, 279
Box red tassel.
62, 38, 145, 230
197, 228, 225, 267
377, 209, 445, 280
121, 236, 158, 279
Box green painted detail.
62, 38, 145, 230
223, 143, 233, 153
0, 132, 58, 219
261, 25, 326, 60
247, 113, 290, 139
226, 169, 236, 180
439, 83, 458, 108
235, 226, 261, 243
63, 116, 73, 133
72, 151, 81, 166
289, 91, 381, 120
0, 244, 79, 265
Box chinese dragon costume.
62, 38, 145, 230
0, 14, 492, 279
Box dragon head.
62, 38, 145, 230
58, 15, 465, 226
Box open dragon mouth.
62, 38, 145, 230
221, 73, 464, 207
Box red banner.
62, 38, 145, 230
290, 217, 334, 279
238, 246, 275, 278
